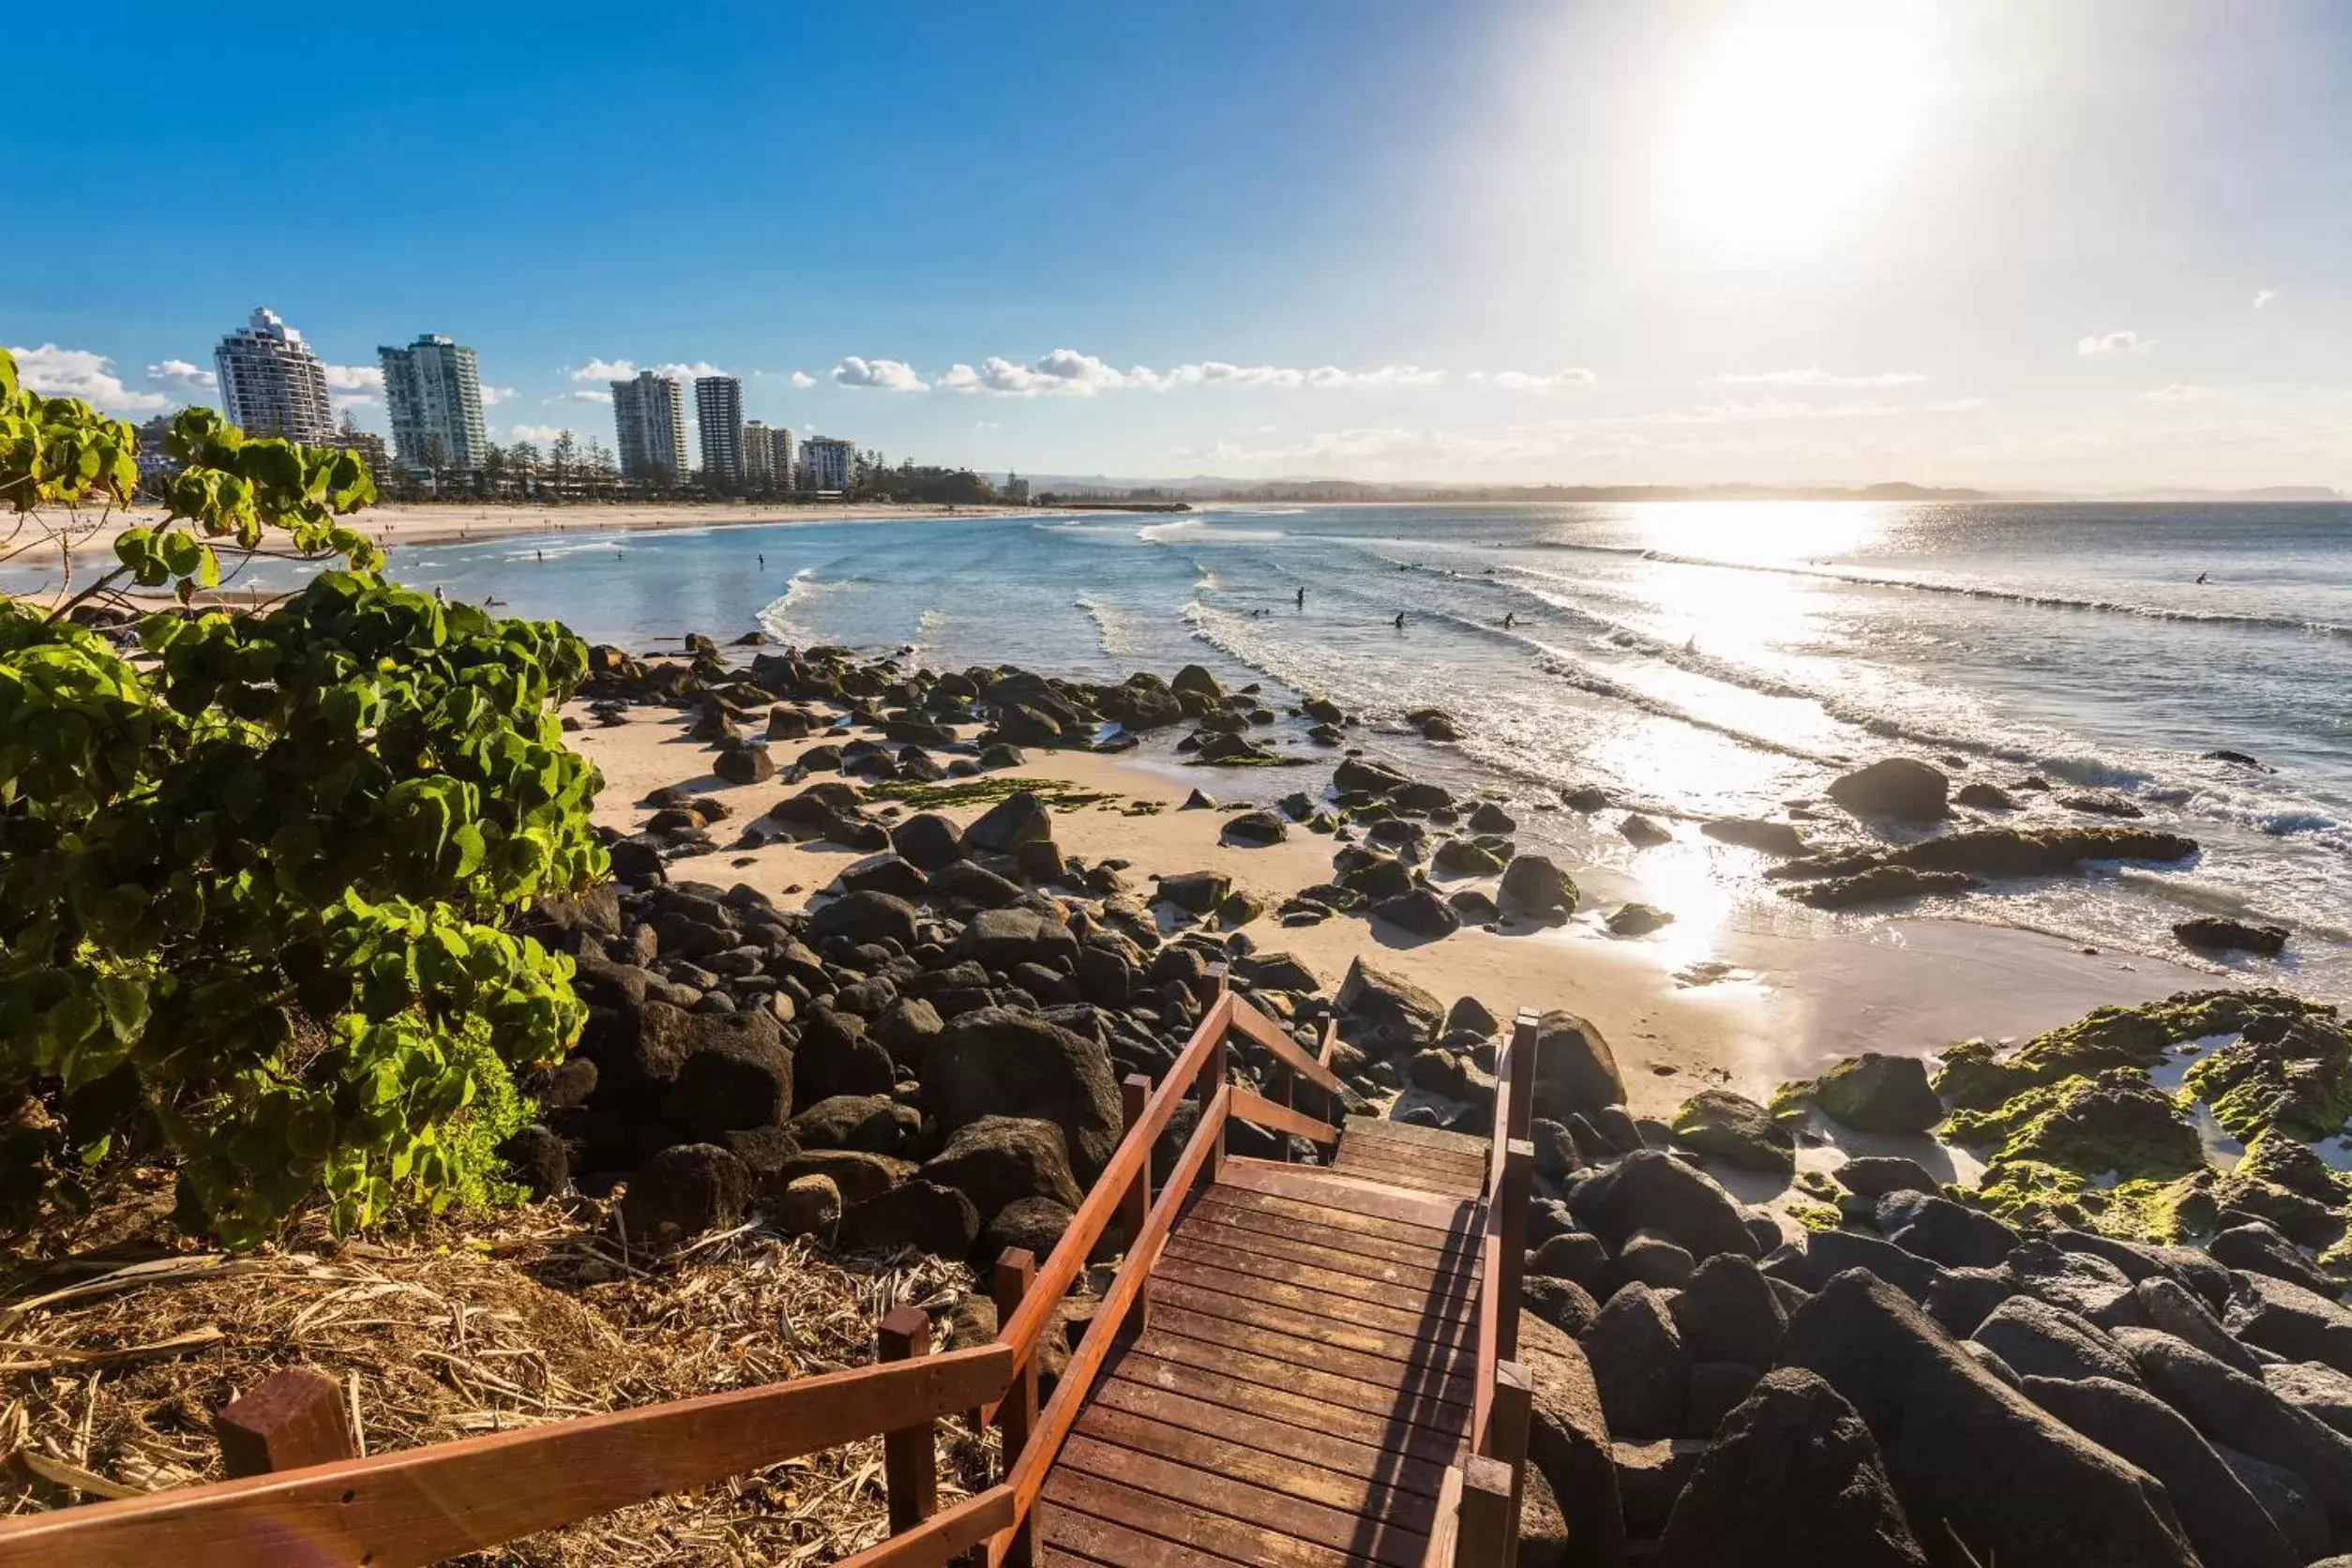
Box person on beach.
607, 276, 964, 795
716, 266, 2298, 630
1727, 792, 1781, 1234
759, 553, 766, 569
1394, 611, 1407, 629
1503, 611, 1515, 628
1295, 586, 1305, 610
535, 550, 544, 563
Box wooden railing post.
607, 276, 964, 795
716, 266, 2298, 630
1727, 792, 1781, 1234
1205, 1027, 1229, 1184
1120, 1072, 1153, 1248
1485, 1362, 1531, 1568
1455, 1455, 1516, 1568
876, 1305, 939, 1535
215, 1366, 354, 1479
1278, 1063, 1296, 1162
1498, 1138, 1533, 1362
991, 1250, 1039, 1461
1507, 1011, 1540, 1141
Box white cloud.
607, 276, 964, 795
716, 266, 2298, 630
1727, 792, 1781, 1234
1467, 369, 1600, 393
1655, 397, 1981, 424
789, 370, 817, 389
324, 363, 384, 393
2077, 330, 2154, 355
571, 357, 636, 382
1154, 360, 1444, 390
2254, 289, 2280, 309
833, 356, 928, 392
145, 357, 217, 393
11, 344, 169, 411
480, 384, 517, 406
1711, 368, 1924, 387
504, 423, 565, 442
2143, 384, 2212, 402
940, 349, 1147, 396
552, 389, 613, 405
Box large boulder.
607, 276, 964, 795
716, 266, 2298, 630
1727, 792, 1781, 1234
652, 1014, 792, 1138
2023, 1375, 2300, 1568
2225, 1270, 2352, 1375
1669, 1090, 1794, 1177
922, 1006, 1123, 1180
792, 1006, 898, 1107
1876, 1191, 2017, 1271
1528, 1010, 1624, 1122
1569, 1150, 1760, 1262
1779, 1271, 2199, 1568
1971, 1296, 2140, 1385
964, 791, 1054, 853
1581, 1283, 1688, 1440
1827, 758, 1950, 822
1333, 957, 1445, 1048
618, 1143, 749, 1244
1656, 1369, 1928, 1568
2119, 1328, 2352, 1521
889, 812, 967, 871
1499, 854, 1578, 920
1669, 1253, 1788, 1369
807, 890, 919, 948
920, 1116, 1085, 1218
1810, 1053, 1944, 1135
954, 907, 1079, 969
1369, 887, 1461, 939
1515, 1315, 1627, 1567
838, 1181, 981, 1256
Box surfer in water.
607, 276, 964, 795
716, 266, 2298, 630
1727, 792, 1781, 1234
1295, 586, 1305, 610
1393, 611, 1407, 630
2196, 572, 2209, 584
1502, 611, 1515, 629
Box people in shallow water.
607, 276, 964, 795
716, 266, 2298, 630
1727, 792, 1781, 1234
1394, 611, 1407, 629
1295, 587, 1305, 610
2196, 572, 2208, 583
1503, 611, 1515, 628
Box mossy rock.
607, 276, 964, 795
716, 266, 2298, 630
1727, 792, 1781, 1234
1787, 1199, 1843, 1231
1943, 1070, 2203, 1183
1669, 1089, 1794, 1177
1937, 988, 2336, 1113
2182, 1010, 2352, 1143
1797, 1052, 1943, 1135
1968, 1160, 2210, 1243
2237, 1128, 2352, 1206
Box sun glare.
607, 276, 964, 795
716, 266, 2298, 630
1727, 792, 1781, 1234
1672, 1, 1932, 254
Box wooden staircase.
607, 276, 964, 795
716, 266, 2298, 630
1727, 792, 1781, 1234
0, 978, 1540, 1568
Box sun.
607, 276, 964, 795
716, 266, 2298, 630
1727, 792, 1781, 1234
1671, 1, 1933, 254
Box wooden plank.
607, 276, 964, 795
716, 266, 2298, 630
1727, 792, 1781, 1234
1149, 1280, 1472, 1371
0, 1344, 1013, 1568
214, 1367, 353, 1478
1152, 1253, 1472, 1342
831, 1485, 1018, 1568
1074, 1402, 1443, 1529
1136, 1328, 1472, 1436
1142, 1312, 1475, 1412
1220, 1160, 1479, 1235
1331, 1158, 1486, 1199
1202, 1183, 1485, 1262
1229, 994, 1348, 1097
1231, 1085, 1341, 1147
1334, 1139, 1487, 1183
1089, 1378, 1455, 1500
1455, 1455, 1515, 1568
1106, 1351, 1469, 1469
877, 1305, 939, 1533
1190, 1195, 1484, 1278
1419, 1465, 1463, 1568
1344, 1116, 1491, 1158
1055, 1438, 1431, 1568
1039, 1494, 1332, 1568
1161, 1233, 1476, 1322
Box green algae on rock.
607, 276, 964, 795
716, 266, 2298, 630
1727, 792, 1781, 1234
1931, 989, 2330, 1111
1670, 1089, 1796, 1177
2180, 1006, 2352, 1143
1777, 1051, 1944, 1134
1943, 1070, 2204, 1179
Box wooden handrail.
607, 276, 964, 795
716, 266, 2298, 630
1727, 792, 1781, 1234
829, 1485, 1017, 1568
0, 1343, 1012, 1568
1226, 993, 1348, 1098
1229, 1084, 1340, 1147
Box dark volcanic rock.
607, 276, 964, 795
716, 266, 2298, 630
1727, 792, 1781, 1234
807, 890, 919, 947
1780, 1271, 2199, 1568
963, 791, 1054, 853
922, 1006, 1122, 1179
1656, 1368, 1929, 1568
1669, 1252, 1787, 1369
1783, 865, 1978, 908
1581, 1282, 1688, 1440
1971, 1296, 2140, 1385
2175, 916, 2289, 956
920, 1115, 1085, 1217
2123, 1327, 2352, 1520
1334, 957, 1445, 1048
1827, 757, 1950, 822
1669, 1090, 1794, 1176
2212, 1221, 2342, 1296
1569, 1149, 1760, 1262
1516, 1316, 1627, 1568
889, 812, 967, 870
1369, 886, 1461, 939
1697, 817, 1809, 857
1528, 1010, 1625, 1121
1877, 1191, 2017, 1270
1834, 1154, 1944, 1199
663, 1028, 796, 1139
837, 1181, 981, 1256
1499, 854, 1578, 919
1808, 1052, 1945, 1135
619, 1143, 749, 1243
2225, 1271, 2352, 1377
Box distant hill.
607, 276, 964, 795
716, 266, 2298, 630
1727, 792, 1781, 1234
1010, 473, 2342, 505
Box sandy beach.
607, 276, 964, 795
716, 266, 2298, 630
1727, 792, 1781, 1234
566, 699, 2216, 1128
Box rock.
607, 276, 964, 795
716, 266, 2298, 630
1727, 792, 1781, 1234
1669, 1090, 1793, 1176
1528, 1232, 1611, 1295
838, 1181, 981, 1256
1618, 812, 1671, 847
922, 1006, 1123, 1180
808, 890, 919, 948
1682, 1359, 1761, 1433
1170, 663, 1222, 701
984, 1195, 1075, 1261
1516, 1316, 1627, 1568
2226, 1271, 2352, 1375
1431, 837, 1507, 877
792, 1006, 897, 1106
1499, 854, 1577, 919
1524, 1276, 1601, 1337
1972, 1296, 2140, 1385
1697, 818, 1808, 857
1773, 1229, 1943, 1302
772, 1149, 915, 1205
921, 1116, 1085, 1217
927, 861, 1024, 909
1570, 1149, 1760, 1262
2136, 1275, 2264, 1376
1528, 1010, 1624, 1122
875, 996, 945, 1064
1835, 1154, 1945, 1199
1369, 886, 1461, 939
964, 792, 1054, 853
2218, 1446, 2332, 1560
1924, 1266, 2020, 1339
1954, 780, 2017, 811
619, 1143, 750, 1244
954, 907, 1078, 969
1669, 1253, 1787, 1368
714, 745, 776, 785
2023, 1375, 2301, 1568
1220, 809, 1289, 847
2008, 1238, 2142, 1328
1582, 1283, 1688, 1440
1876, 1191, 2017, 1270
1809, 1053, 1944, 1135
767, 1173, 842, 1244
1614, 1438, 1705, 1533
1782, 1271, 2200, 1567
2265, 1361, 2352, 1440
2121, 1328, 2352, 1520
1516, 1465, 1571, 1568
499, 1124, 569, 1199
1656, 1368, 1929, 1568
1334, 957, 1446, 1048
660, 1020, 796, 1139
1616, 1229, 1697, 1289
1156, 869, 1230, 915
1782, 865, 1979, 908
789, 1094, 909, 1154
1827, 758, 1950, 822
2059, 790, 2147, 819
889, 812, 966, 870
1605, 902, 1674, 937
2174, 916, 2289, 956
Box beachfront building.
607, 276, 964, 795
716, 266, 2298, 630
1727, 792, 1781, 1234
743, 421, 793, 488
799, 435, 853, 494
213, 307, 335, 443
694, 375, 744, 488
1003, 471, 1032, 504
378, 333, 488, 474
611, 370, 688, 480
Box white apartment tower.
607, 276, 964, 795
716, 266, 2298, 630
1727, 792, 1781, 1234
799, 435, 853, 493
694, 375, 745, 487
378, 333, 489, 473
213, 308, 335, 444
611, 370, 688, 479
743, 421, 793, 488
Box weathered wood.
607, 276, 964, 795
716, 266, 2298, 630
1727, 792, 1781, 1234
1495, 1140, 1531, 1364
1421, 1464, 1465, 1568
1333, 1153, 1488, 1198
1133, 1325, 1471, 1435
1151, 1252, 1474, 1342
213, 1366, 353, 1480
0, 1344, 1013, 1568
1087, 1378, 1454, 1498
1206, 1025, 1229, 1183
991, 1250, 1039, 1567
1160, 1233, 1477, 1322
878, 1305, 940, 1533
1145, 1304, 1478, 1405
1334, 1140, 1488, 1184
1041, 1466, 1389, 1568
1228, 994, 1348, 1098
1038, 1492, 1340, 1568
1222, 1158, 1481, 1234
1147, 1279, 1473, 1371
832, 1484, 1018, 1568
1072, 1404, 1441, 1531
1454, 1455, 1515, 1568
1119, 1073, 1153, 1249
1506, 1015, 1540, 1143
1231, 1084, 1341, 1148
1342, 1115, 1490, 1157
1190, 1193, 1485, 1277
1484, 1362, 1531, 1568
1105, 1349, 1470, 1468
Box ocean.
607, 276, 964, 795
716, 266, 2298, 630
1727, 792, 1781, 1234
242, 501, 2352, 998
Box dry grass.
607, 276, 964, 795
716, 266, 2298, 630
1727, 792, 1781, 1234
0, 1173, 992, 1566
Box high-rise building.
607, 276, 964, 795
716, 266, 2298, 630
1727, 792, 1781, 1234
743, 420, 794, 488
799, 435, 853, 493
378, 333, 488, 473
213, 307, 335, 443
693, 376, 744, 487
1003, 471, 1032, 504
611, 370, 687, 479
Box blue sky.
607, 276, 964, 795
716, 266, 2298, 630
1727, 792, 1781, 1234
8, 0, 2351, 489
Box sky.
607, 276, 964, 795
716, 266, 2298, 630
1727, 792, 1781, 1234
7, 0, 2351, 490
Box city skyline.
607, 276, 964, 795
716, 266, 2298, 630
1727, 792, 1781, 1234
8, 1, 2352, 490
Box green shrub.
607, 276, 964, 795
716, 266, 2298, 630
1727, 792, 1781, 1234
0, 347, 605, 1244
